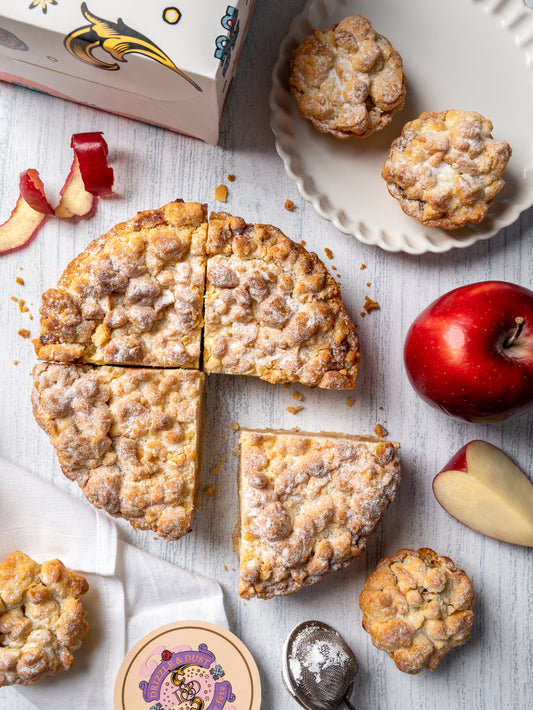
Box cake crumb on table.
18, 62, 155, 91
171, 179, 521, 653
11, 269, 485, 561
363, 295, 380, 314
292, 391, 304, 402
227, 174, 236, 182
15, 276, 24, 285
13, 360, 18, 365
360, 263, 367, 270
284, 199, 295, 211
204, 485, 216, 497
211, 455, 227, 475
286, 405, 303, 414
324, 247, 333, 259
18, 329, 30, 338
345, 398, 354, 407
214, 184, 228, 202
230, 421, 240, 432
374, 423, 388, 437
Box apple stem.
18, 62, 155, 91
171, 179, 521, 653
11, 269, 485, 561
503, 317, 525, 348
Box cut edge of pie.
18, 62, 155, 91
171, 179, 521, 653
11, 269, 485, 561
237, 427, 401, 600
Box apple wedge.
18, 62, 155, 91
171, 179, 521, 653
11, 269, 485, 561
0, 194, 49, 255
433, 440, 533, 547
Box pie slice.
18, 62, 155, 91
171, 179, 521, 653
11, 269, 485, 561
237, 428, 401, 599
33, 201, 208, 368
204, 212, 360, 388
31, 363, 204, 540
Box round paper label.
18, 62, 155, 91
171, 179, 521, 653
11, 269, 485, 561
113, 620, 261, 710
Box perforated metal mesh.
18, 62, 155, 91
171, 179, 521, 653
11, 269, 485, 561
285, 621, 358, 710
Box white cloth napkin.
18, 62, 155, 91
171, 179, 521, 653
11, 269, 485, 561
0, 457, 228, 710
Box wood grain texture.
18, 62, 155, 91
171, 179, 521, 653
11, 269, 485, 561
1, 1, 532, 708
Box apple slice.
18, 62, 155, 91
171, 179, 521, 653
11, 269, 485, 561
55, 156, 94, 218
71, 132, 114, 196
0, 194, 48, 255
433, 440, 533, 547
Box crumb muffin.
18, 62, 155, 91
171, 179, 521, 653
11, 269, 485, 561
359, 548, 474, 673
382, 110, 511, 228
289, 15, 406, 138
0, 551, 89, 686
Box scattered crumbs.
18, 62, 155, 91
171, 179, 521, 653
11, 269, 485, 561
379, 406, 384, 411
231, 567, 235, 572
18, 329, 30, 338
15, 277, 24, 285
286, 405, 303, 414
11, 296, 18, 302
231, 448, 238, 456
300, 240, 306, 246
374, 423, 388, 437
360, 263, 367, 270
18, 299, 28, 313
283, 382, 291, 390
345, 398, 354, 407
332, 265, 337, 270
214, 184, 228, 202
29, 314, 33, 320
18, 266, 23, 270
230, 421, 240, 432
292, 391, 304, 402
324, 247, 333, 259
204, 485, 216, 497
363, 295, 380, 314
223, 564, 229, 572
227, 174, 236, 182
211, 454, 227, 475
13, 360, 18, 366
360, 311, 366, 318
284, 199, 295, 211
366, 282, 371, 287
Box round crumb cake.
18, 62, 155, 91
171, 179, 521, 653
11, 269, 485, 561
289, 15, 407, 138
359, 548, 475, 673
0, 551, 89, 686
382, 110, 512, 228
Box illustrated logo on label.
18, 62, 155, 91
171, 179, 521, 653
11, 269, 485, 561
138, 643, 236, 710
64, 2, 201, 91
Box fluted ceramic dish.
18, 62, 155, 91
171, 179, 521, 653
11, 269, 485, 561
270, 0, 533, 254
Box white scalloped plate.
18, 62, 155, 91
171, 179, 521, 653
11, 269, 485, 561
270, 0, 533, 254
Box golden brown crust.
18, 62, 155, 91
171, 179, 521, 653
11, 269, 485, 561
290, 15, 406, 138
204, 212, 360, 389
382, 110, 511, 228
0, 551, 88, 687
33, 201, 208, 368
359, 548, 475, 673
238, 429, 400, 599
31, 363, 204, 540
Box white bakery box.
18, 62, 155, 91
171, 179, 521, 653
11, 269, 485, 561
0, 0, 255, 143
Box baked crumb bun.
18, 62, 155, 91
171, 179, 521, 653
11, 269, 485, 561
359, 548, 475, 674
382, 110, 511, 228
0, 551, 89, 687
289, 15, 407, 138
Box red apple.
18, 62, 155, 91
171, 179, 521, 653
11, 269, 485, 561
433, 440, 533, 546
403, 281, 533, 422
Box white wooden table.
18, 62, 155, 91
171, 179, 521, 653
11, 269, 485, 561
1, 1, 532, 708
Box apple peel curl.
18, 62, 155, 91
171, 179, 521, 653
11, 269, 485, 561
0, 132, 114, 255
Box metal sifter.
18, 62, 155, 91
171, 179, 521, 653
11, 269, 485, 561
282, 620, 359, 710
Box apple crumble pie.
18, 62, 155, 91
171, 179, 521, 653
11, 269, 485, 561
32, 363, 204, 541
237, 428, 400, 599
